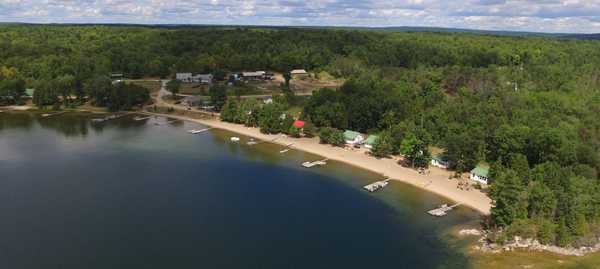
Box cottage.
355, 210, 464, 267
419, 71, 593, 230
23, 88, 35, 98
364, 135, 379, 149
344, 130, 365, 146
431, 155, 450, 169
110, 73, 123, 80
181, 96, 203, 107
470, 165, 490, 185
176, 73, 194, 82
290, 69, 308, 77
242, 71, 265, 81
193, 74, 213, 84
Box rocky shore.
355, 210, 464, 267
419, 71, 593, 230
459, 229, 600, 257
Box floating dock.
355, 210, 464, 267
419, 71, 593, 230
363, 179, 390, 192
427, 203, 461, 217
134, 116, 152, 121
41, 111, 66, 118
92, 113, 128, 123
188, 128, 211, 134
279, 143, 294, 153
302, 159, 328, 168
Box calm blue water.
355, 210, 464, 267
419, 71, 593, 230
0, 112, 479, 269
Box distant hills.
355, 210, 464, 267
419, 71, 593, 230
2, 22, 599, 40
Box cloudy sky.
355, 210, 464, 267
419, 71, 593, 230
1, 0, 600, 33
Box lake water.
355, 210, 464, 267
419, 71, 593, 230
0, 112, 480, 269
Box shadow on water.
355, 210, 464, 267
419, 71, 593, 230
0, 111, 148, 137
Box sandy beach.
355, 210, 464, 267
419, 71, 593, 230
143, 111, 492, 215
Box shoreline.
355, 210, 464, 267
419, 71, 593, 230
141, 111, 492, 215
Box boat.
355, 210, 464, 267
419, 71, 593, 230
230, 137, 240, 142
279, 148, 290, 154
247, 138, 258, 145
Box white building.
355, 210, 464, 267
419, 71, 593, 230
431, 155, 450, 169
176, 73, 213, 84
470, 165, 490, 185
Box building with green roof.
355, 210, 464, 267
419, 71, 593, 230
343, 130, 365, 146
470, 164, 490, 184
364, 135, 379, 149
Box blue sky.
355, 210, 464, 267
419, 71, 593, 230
1, 0, 600, 33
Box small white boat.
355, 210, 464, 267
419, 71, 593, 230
230, 137, 240, 142
247, 139, 258, 145
279, 149, 290, 154
188, 129, 201, 134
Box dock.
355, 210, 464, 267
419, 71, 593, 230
279, 143, 294, 153
91, 113, 128, 123
302, 159, 328, 168
41, 111, 66, 118
134, 116, 152, 121
363, 178, 390, 192
427, 203, 461, 217
188, 128, 211, 134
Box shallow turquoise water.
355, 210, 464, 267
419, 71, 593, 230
0, 112, 479, 268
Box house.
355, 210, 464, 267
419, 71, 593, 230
470, 164, 490, 185
431, 155, 450, 169
290, 69, 308, 77
193, 74, 213, 84
242, 71, 265, 81
110, 73, 123, 80
176, 73, 194, 82
344, 130, 365, 146
177, 73, 213, 83
264, 72, 275, 80
181, 96, 203, 107
364, 135, 379, 149
23, 88, 35, 98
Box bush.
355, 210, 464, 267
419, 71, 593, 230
319, 127, 344, 146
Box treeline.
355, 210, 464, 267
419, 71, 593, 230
33, 76, 150, 111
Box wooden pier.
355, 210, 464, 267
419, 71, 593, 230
363, 178, 390, 192
92, 113, 128, 123
188, 128, 211, 134
134, 116, 152, 121
41, 111, 66, 118
302, 159, 328, 168
279, 143, 294, 154
427, 203, 461, 217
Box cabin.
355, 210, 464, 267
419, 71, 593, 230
431, 155, 450, 169
242, 71, 265, 81
290, 69, 308, 77
176, 73, 193, 82
193, 74, 213, 84
470, 165, 490, 185
177, 73, 213, 84
344, 130, 365, 146
23, 88, 35, 98
364, 135, 379, 149
110, 73, 124, 80
181, 96, 203, 107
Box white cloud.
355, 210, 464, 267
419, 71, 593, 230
0, 0, 599, 33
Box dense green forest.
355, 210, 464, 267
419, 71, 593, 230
1, 25, 600, 247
